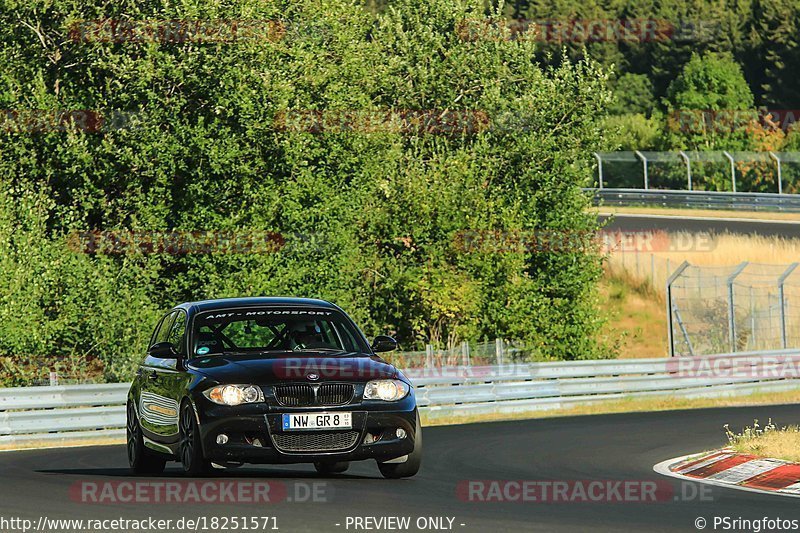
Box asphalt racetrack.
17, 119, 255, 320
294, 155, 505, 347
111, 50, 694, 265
600, 213, 800, 238
3, 404, 800, 533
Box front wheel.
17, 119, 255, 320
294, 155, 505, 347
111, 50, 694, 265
377, 413, 422, 479
179, 401, 210, 476
127, 402, 166, 475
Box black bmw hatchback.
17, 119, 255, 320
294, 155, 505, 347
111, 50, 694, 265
127, 297, 421, 478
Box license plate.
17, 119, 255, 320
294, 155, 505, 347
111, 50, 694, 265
282, 412, 352, 430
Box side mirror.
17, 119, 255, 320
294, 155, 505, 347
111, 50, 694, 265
371, 335, 398, 353
148, 341, 178, 359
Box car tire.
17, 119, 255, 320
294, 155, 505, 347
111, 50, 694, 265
377, 412, 422, 479
314, 461, 350, 474
179, 401, 210, 476
127, 402, 167, 475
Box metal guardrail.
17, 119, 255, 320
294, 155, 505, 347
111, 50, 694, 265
1, 349, 798, 448
589, 188, 800, 212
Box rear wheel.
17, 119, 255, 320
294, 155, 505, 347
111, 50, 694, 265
314, 461, 350, 474
179, 401, 210, 476
377, 413, 422, 479
127, 402, 166, 475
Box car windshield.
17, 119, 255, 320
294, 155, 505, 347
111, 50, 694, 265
190, 307, 369, 357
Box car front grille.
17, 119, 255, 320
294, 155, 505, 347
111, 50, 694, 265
273, 384, 315, 407
271, 430, 360, 453
317, 383, 354, 405
274, 383, 354, 407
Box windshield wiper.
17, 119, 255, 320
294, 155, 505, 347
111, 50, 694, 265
292, 347, 349, 354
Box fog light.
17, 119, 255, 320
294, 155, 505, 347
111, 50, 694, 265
396, 428, 407, 439
216, 434, 229, 445
364, 433, 376, 444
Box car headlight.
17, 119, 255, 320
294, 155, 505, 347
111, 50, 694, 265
364, 379, 410, 401
203, 385, 264, 406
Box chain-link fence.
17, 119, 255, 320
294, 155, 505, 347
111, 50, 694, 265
594, 150, 800, 193
382, 338, 531, 369
667, 262, 800, 356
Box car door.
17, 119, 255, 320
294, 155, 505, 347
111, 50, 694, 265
139, 310, 182, 443
157, 309, 193, 442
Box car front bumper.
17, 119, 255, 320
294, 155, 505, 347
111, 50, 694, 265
195, 398, 418, 465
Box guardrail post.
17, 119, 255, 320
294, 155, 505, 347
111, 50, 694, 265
723, 151, 736, 192
666, 261, 691, 357
769, 152, 783, 194
679, 150, 692, 190
635, 150, 649, 190
594, 152, 604, 189
727, 262, 749, 352
778, 263, 799, 349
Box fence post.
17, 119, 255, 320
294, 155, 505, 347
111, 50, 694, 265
679, 150, 692, 190
635, 150, 649, 190
750, 286, 756, 349
778, 263, 799, 349
496, 338, 504, 365
666, 261, 691, 357
723, 151, 736, 192
461, 341, 470, 367
769, 152, 783, 195
594, 152, 604, 189
651, 253, 655, 282
425, 344, 433, 369
727, 262, 749, 352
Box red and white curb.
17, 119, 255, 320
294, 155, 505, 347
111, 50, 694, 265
654, 448, 800, 499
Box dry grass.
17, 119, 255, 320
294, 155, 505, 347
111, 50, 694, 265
605, 233, 800, 298
594, 206, 800, 222
598, 277, 667, 358
727, 420, 800, 462
656, 233, 800, 267
0, 435, 123, 452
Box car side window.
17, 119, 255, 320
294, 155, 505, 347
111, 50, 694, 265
167, 310, 187, 355
153, 311, 176, 345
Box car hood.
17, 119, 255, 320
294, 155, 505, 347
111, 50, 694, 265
187, 352, 399, 384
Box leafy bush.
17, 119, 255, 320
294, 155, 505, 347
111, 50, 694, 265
0, 0, 615, 382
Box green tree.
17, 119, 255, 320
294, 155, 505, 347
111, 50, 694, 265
0, 0, 616, 382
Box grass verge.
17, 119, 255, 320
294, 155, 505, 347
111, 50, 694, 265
594, 206, 800, 222
0, 435, 124, 452
727, 420, 800, 462
598, 276, 666, 359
